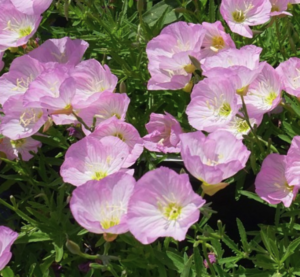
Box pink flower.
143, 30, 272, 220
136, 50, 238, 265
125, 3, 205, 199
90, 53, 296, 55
0, 226, 18, 271
89, 117, 144, 167
60, 136, 129, 187
0, 55, 44, 106
269, 0, 292, 16
0, 51, 4, 71
0, 136, 41, 161
127, 167, 205, 244
220, 0, 271, 38
276, 58, 300, 97
0, 95, 47, 140
187, 78, 239, 132
143, 112, 183, 153
244, 63, 282, 117
255, 154, 298, 207
203, 253, 216, 268
286, 136, 300, 188
201, 21, 236, 59
147, 21, 205, 90
70, 59, 118, 108
28, 37, 89, 66
78, 92, 130, 130
0, 0, 42, 50
180, 131, 250, 185
70, 172, 135, 234
10, 0, 52, 15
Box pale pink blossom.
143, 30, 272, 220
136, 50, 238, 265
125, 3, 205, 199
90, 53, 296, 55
220, 0, 271, 38
10, 0, 52, 15
276, 58, 300, 97
60, 136, 129, 187
255, 154, 297, 207
201, 21, 236, 59
147, 21, 205, 90
187, 78, 239, 132
28, 37, 89, 67
143, 112, 183, 153
89, 117, 144, 167
180, 131, 250, 185
0, 136, 41, 161
0, 226, 18, 271
0, 95, 47, 140
0, 55, 44, 106
270, 0, 292, 16
78, 92, 130, 130
286, 136, 300, 188
70, 172, 135, 234
0, 0, 42, 50
70, 59, 118, 108
127, 167, 205, 244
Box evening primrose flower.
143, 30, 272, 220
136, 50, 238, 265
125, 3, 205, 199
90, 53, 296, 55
276, 58, 300, 97
143, 112, 183, 153
10, 0, 52, 15
60, 136, 129, 187
70, 172, 135, 234
90, 117, 144, 167
0, 0, 41, 50
255, 154, 298, 207
220, 0, 271, 38
28, 37, 89, 67
286, 136, 300, 188
269, 0, 292, 16
180, 131, 250, 194
187, 78, 239, 132
147, 21, 205, 90
0, 136, 41, 161
201, 21, 236, 59
0, 226, 18, 271
127, 167, 205, 244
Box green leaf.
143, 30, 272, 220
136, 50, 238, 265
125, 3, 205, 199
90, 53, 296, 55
237, 218, 249, 252
166, 251, 184, 272
280, 237, 300, 263
193, 247, 205, 276
16, 231, 51, 244
180, 254, 193, 277
222, 235, 242, 255
0, 267, 14, 277
240, 191, 276, 207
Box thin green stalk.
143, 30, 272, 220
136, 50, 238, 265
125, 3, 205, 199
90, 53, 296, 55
71, 112, 92, 132
275, 19, 287, 60
202, 242, 216, 276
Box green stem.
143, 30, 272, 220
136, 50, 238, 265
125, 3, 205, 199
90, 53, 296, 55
202, 243, 216, 276
275, 19, 287, 60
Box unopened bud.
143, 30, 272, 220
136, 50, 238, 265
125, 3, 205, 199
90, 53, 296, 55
137, 0, 144, 13
236, 85, 249, 96
43, 117, 53, 133
66, 239, 82, 255
103, 233, 118, 242
184, 64, 196, 74
183, 80, 193, 93
119, 81, 126, 93
9, 47, 19, 53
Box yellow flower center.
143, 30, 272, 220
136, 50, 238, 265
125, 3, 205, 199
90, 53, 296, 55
265, 91, 277, 105
236, 119, 249, 133
211, 36, 225, 51
232, 10, 246, 23
271, 5, 280, 12
219, 102, 231, 117
163, 203, 182, 220
92, 171, 107, 181
114, 133, 125, 141
10, 139, 26, 147
101, 218, 120, 230
19, 109, 43, 128
18, 26, 32, 38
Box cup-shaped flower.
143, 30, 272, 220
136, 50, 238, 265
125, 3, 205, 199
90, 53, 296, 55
270, 0, 292, 16
147, 21, 205, 90
286, 136, 300, 188
70, 172, 135, 234
0, 1, 41, 50
0, 95, 47, 140
0, 136, 41, 161
276, 58, 300, 97
127, 167, 205, 244
244, 63, 282, 117
60, 136, 129, 187
28, 37, 89, 67
255, 154, 297, 207
143, 112, 183, 153
10, 0, 52, 15
220, 0, 271, 38
0, 55, 44, 106
187, 78, 239, 132
70, 59, 118, 108
201, 21, 236, 59
180, 131, 251, 185
78, 92, 130, 130
0, 226, 18, 271
89, 117, 144, 167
